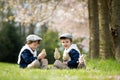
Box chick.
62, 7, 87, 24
38, 49, 46, 59
41, 49, 46, 55
62, 52, 69, 61
54, 48, 61, 60
78, 54, 86, 69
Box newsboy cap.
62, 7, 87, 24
59, 33, 72, 39
26, 34, 42, 41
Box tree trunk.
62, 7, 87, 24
88, 0, 99, 59
98, 0, 114, 59
111, 0, 120, 61
29, 23, 34, 34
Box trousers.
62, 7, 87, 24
27, 59, 48, 69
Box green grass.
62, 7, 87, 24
0, 59, 120, 80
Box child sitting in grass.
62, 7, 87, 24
17, 34, 48, 69
54, 33, 80, 69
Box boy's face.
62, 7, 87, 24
61, 39, 72, 49
29, 41, 40, 50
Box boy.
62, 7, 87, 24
54, 33, 80, 69
17, 34, 48, 69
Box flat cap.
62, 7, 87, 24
59, 33, 72, 39
26, 34, 42, 41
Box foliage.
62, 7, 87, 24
38, 30, 60, 64
0, 21, 23, 63
0, 59, 120, 80
73, 37, 88, 54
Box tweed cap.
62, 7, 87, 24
26, 34, 42, 41
59, 33, 72, 39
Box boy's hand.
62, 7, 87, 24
37, 53, 46, 60
63, 61, 67, 65
37, 49, 46, 60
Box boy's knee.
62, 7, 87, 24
41, 59, 48, 64
53, 60, 69, 69
41, 59, 48, 69
27, 59, 40, 68
54, 60, 61, 66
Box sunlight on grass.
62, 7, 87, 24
0, 59, 120, 80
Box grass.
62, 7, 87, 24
0, 59, 120, 80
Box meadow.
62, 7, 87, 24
0, 59, 120, 80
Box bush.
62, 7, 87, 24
38, 30, 60, 64
0, 21, 23, 63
